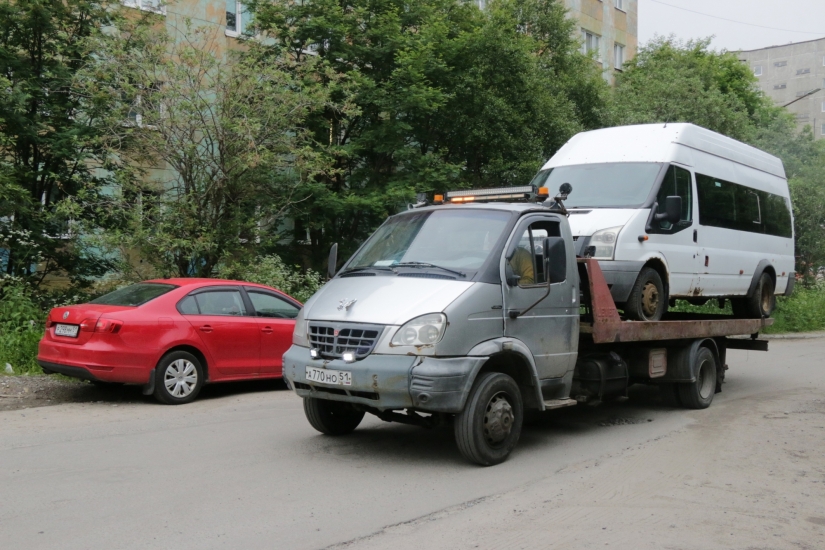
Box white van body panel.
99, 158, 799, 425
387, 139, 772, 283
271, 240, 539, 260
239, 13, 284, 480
541, 123, 794, 300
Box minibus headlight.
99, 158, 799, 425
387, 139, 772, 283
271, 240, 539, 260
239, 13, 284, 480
391, 313, 447, 347
589, 226, 623, 260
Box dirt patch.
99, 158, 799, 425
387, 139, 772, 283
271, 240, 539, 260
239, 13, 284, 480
0, 375, 146, 412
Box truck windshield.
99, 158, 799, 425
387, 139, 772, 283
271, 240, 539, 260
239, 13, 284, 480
530, 162, 663, 209
346, 209, 511, 274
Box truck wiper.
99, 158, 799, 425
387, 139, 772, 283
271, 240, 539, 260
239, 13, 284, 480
340, 265, 396, 275
392, 262, 466, 278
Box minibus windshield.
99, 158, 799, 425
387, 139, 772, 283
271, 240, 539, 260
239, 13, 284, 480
346, 209, 511, 275
530, 163, 664, 209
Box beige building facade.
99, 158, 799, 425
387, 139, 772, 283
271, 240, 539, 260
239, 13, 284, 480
740, 38, 825, 139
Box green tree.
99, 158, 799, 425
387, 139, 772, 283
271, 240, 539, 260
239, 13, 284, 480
0, 0, 121, 286
82, 21, 339, 279
612, 37, 782, 141
250, 0, 608, 270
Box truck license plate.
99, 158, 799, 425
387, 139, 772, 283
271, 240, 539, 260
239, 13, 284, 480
54, 324, 79, 338
305, 366, 352, 386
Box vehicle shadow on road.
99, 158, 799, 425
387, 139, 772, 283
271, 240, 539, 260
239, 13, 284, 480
301, 384, 681, 467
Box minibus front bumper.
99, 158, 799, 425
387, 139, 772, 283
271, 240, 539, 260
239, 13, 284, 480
283, 346, 488, 413
598, 260, 644, 303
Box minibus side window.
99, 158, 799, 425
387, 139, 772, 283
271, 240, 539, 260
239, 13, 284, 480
653, 165, 693, 233
696, 174, 793, 238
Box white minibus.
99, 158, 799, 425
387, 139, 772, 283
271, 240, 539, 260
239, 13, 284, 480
530, 123, 795, 321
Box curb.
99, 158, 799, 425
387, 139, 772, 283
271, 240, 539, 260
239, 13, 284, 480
760, 331, 825, 340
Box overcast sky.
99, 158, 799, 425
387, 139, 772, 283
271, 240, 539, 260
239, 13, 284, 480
638, 0, 825, 52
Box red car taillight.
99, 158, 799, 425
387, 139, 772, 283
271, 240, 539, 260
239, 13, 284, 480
95, 319, 123, 333
80, 318, 96, 332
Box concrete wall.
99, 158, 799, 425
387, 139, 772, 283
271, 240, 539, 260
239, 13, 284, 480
740, 38, 825, 139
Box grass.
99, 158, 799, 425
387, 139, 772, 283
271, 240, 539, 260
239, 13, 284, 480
0, 328, 44, 375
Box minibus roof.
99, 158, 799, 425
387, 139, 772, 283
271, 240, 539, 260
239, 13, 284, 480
542, 123, 787, 180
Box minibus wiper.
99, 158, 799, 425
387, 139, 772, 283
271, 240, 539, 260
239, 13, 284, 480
393, 262, 466, 278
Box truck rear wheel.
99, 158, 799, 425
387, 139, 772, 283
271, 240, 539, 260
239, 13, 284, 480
454, 372, 523, 466
303, 397, 365, 435
677, 347, 717, 409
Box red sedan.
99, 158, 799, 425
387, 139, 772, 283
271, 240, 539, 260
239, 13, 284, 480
37, 279, 301, 404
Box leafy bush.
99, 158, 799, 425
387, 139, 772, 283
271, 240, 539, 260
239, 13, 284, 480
216, 255, 324, 303
0, 280, 46, 374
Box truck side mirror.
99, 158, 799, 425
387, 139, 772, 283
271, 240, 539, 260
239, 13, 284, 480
544, 237, 567, 284
327, 243, 338, 279
660, 196, 682, 225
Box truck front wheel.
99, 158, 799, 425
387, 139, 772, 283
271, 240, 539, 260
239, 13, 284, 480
454, 372, 523, 466
303, 397, 365, 435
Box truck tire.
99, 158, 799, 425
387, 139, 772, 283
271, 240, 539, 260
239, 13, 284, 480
677, 347, 717, 409
454, 372, 523, 466
624, 267, 668, 321
303, 397, 365, 436
732, 272, 775, 319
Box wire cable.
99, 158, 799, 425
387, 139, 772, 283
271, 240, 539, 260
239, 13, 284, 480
647, 0, 825, 36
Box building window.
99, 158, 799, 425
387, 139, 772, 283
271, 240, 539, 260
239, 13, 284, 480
774, 61, 787, 67
821, 101, 825, 113
797, 68, 811, 75
581, 30, 601, 60
753, 65, 762, 77
821, 123, 825, 135
614, 43, 625, 70
123, 0, 164, 14
615, 0, 625, 11
226, 0, 253, 36
773, 83, 787, 90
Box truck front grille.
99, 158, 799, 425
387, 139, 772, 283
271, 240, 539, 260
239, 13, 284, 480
308, 322, 383, 360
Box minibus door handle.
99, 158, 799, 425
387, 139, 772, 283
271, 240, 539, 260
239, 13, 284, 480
693, 229, 698, 243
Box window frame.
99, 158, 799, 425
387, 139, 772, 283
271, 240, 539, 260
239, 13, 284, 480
614, 43, 625, 70
648, 164, 694, 235
581, 29, 602, 60
244, 287, 302, 319
506, 219, 564, 289
178, 286, 250, 317
122, 0, 165, 15
615, 0, 626, 12
225, 0, 253, 38
753, 65, 762, 77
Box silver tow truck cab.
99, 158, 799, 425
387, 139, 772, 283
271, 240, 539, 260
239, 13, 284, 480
284, 186, 580, 465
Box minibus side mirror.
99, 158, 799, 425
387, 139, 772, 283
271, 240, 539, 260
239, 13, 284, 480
327, 243, 338, 279
662, 196, 682, 225
544, 237, 567, 284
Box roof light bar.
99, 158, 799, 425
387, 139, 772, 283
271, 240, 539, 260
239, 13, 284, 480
445, 186, 535, 203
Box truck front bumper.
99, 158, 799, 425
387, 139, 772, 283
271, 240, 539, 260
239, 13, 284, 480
283, 346, 488, 414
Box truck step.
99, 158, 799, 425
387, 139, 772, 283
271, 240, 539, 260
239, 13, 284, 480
543, 398, 577, 410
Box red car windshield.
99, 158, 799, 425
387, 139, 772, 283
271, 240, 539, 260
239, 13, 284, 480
88, 283, 178, 307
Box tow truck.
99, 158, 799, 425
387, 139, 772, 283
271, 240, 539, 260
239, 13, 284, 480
282, 185, 772, 465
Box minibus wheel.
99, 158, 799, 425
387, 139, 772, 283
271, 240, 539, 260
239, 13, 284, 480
454, 372, 523, 466
625, 267, 668, 321
303, 397, 365, 435
732, 272, 775, 318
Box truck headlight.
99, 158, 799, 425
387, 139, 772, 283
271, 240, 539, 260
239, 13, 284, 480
391, 313, 447, 347
292, 308, 309, 346
589, 226, 623, 260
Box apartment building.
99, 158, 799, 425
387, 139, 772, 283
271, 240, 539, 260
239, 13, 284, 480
740, 38, 825, 139
478, 0, 638, 83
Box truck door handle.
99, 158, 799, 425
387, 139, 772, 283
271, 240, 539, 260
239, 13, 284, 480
199, 325, 213, 333
261, 326, 273, 334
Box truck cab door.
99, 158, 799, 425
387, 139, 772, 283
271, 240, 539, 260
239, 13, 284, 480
502, 216, 578, 382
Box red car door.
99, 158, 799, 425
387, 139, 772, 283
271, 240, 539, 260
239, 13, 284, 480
244, 288, 300, 376
185, 287, 260, 377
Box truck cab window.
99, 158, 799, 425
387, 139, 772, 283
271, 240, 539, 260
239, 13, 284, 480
510, 221, 561, 287
655, 165, 693, 232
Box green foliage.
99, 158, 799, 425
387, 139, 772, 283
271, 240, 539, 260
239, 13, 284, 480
766, 284, 825, 333
612, 37, 784, 142
0, 281, 45, 373
0, 0, 125, 286
78, 21, 338, 279
216, 255, 324, 303
251, 0, 609, 270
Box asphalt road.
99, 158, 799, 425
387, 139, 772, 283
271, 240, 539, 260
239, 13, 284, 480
1, 339, 824, 550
